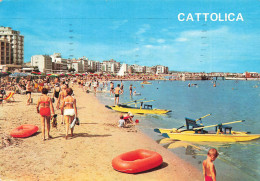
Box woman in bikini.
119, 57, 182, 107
57, 84, 67, 124
36, 88, 55, 141
61, 88, 77, 140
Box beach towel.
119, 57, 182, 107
70, 118, 77, 128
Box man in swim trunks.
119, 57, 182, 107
203, 148, 219, 181
114, 84, 122, 105
26, 80, 32, 105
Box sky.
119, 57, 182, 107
0, 0, 259, 73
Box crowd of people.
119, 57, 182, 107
0, 75, 139, 139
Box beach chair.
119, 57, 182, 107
4, 92, 15, 102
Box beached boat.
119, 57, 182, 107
105, 99, 171, 114
155, 117, 260, 142
162, 131, 260, 142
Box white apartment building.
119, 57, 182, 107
0, 27, 24, 65
132, 64, 146, 73
71, 61, 83, 73
156, 65, 168, 74
119, 63, 128, 74
146, 66, 156, 74
50, 53, 68, 72
102, 59, 120, 73
88, 60, 98, 72
31, 55, 52, 73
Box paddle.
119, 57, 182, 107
193, 120, 245, 130
127, 100, 155, 106
120, 98, 146, 105
177, 113, 212, 130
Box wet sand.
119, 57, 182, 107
0, 87, 202, 181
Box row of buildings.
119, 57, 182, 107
29, 53, 168, 74
0, 26, 169, 75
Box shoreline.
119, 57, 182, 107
0, 86, 202, 181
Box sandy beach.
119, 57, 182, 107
0, 87, 202, 181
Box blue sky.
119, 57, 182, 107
0, 0, 259, 72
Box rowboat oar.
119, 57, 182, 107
193, 120, 245, 130
177, 113, 212, 130
120, 98, 146, 105
127, 100, 155, 106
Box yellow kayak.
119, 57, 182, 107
140, 82, 152, 85
105, 105, 171, 114
162, 132, 260, 142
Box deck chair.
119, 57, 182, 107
185, 117, 207, 134
4, 92, 15, 102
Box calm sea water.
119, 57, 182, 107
96, 80, 260, 181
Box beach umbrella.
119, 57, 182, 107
49, 74, 58, 77
0, 72, 9, 77
32, 72, 42, 75
47, 74, 52, 76
9, 72, 28, 77
66, 73, 72, 76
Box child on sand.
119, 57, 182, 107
118, 115, 125, 128
203, 148, 219, 181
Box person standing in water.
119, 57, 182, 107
203, 148, 219, 181
114, 84, 122, 105
110, 82, 114, 96
129, 84, 133, 96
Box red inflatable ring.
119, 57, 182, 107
112, 149, 163, 173
10, 124, 39, 138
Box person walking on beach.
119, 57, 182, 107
114, 84, 122, 105
57, 84, 67, 124
52, 83, 60, 103
203, 148, 219, 181
26, 80, 32, 105
36, 88, 55, 141
61, 88, 78, 140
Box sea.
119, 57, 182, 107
96, 80, 260, 181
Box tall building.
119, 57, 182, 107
0, 27, 24, 66
0, 38, 11, 65
31, 55, 52, 73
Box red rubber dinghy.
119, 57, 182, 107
112, 149, 163, 173
10, 124, 39, 138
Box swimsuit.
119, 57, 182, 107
205, 176, 213, 181
64, 109, 75, 116
115, 94, 119, 97
54, 89, 60, 98
39, 101, 51, 117
26, 91, 31, 94
63, 100, 75, 116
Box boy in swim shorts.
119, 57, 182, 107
114, 84, 121, 105
203, 148, 219, 181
